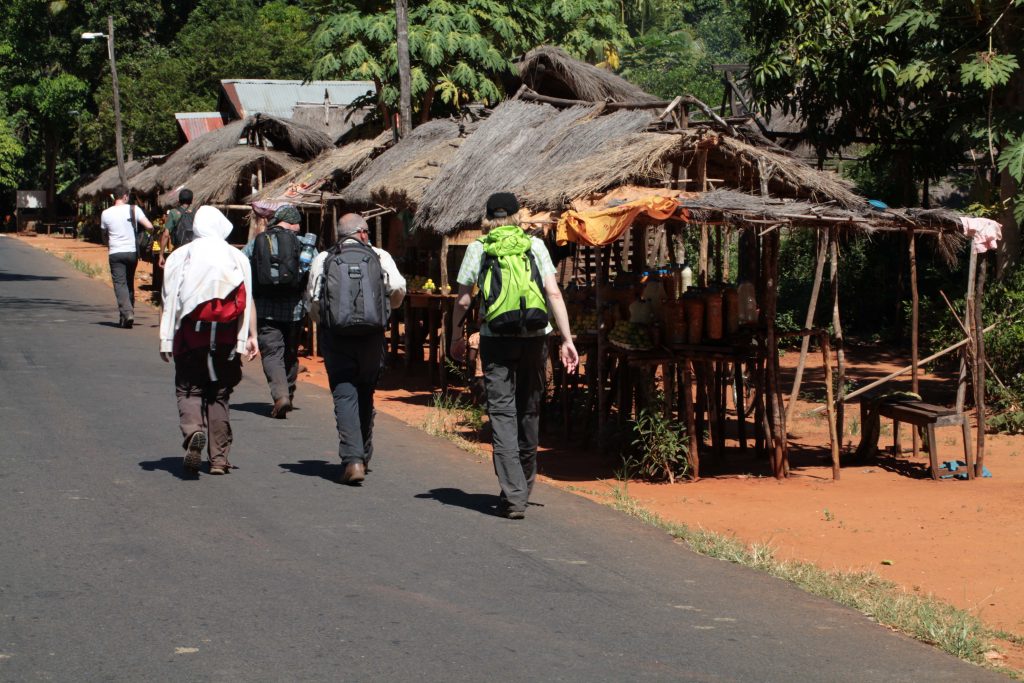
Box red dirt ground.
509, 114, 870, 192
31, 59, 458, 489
14, 232, 1024, 671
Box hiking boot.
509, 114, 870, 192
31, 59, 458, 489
184, 431, 206, 474
340, 461, 365, 485
270, 397, 292, 419
123, 316, 134, 329
209, 456, 231, 475
505, 508, 525, 520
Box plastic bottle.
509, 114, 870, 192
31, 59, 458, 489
298, 233, 318, 274
680, 262, 693, 294
642, 272, 667, 319
737, 281, 757, 326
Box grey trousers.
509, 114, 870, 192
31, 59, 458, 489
257, 319, 301, 402
480, 336, 548, 513
174, 348, 242, 466
322, 332, 385, 466
108, 252, 138, 321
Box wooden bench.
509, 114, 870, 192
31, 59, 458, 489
876, 399, 973, 480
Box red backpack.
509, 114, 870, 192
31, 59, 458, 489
176, 284, 247, 355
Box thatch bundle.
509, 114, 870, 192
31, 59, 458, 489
158, 146, 301, 209
516, 46, 660, 103
341, 120, 466, 210
416, 100, 657, 234
252, 131, 392, 205
77, 159, 149, 200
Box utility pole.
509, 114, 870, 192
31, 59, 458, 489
395, 0, 412, 138
107, 16, 127, 187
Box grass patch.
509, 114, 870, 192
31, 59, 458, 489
62, 252, 105, 278
604, 486, 1019, 673
421, 391, 487, 455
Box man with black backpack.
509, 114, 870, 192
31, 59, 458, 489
158, 188, 197, 268
449, 192, 579, 520
306, 213, 406, 485
242, 204, 310, 418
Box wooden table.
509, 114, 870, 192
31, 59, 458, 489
403, 292, 458, 387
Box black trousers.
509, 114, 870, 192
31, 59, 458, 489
322, 332, 385, 466
108, 252, 138, 321
480, 336, 548, 513
257, 319, 301, 402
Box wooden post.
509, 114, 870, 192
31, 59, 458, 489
974, 254, 987, 478
829, 230, 847, 449
786, 229, 828, 421
908, 227, 920, 459
106, 16, 128, 188
957, 249, 978, 413
764, 229, 787, 478
395, 0, 412, 138
822, 333, 840, 480
683, 361, 699, 479
596, 247, 607, 449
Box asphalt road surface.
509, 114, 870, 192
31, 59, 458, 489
0, 236, 1008, 682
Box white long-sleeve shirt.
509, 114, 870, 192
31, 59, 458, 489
305, 239, 406, 321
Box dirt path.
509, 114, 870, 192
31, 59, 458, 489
14, 232, 1024, 668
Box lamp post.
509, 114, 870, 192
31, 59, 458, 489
82, 15, 126, 188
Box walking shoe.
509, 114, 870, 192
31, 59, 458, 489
270, 397, 292, 419
123, 316, 134, 329
505, 509, 526, 520
340, 461, 365, 485
184, 431, 206, 474
208, 464, 228, 475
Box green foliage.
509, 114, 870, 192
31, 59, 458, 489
0, 114, 24, 191
627, 407, 689, 483
311, 0, 628, 119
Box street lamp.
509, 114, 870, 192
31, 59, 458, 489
82, 16, 126, 188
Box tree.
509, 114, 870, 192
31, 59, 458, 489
0, 113, 25, 194
311, 0, 628, 122
740, 0, 1024, 271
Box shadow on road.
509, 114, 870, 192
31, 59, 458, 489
0, 272, 64, 282
414, 487, 504, 517
279, 459, 343, 482
232, 401, 274, 418
138, 456, 200, 481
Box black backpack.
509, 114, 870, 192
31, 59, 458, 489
172, 207, 196, 247
252, 226, 304, 294
319, 241, 389, 336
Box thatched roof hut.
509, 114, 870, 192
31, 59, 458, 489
157, 146, 301, 209
77, 159, 150, 200
341, 119, 471, 211
250, 131, 392, 207
515, 46, 660, 103
131, 114, 333, 199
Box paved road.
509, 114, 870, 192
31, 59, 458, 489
0, 236, 1007, 682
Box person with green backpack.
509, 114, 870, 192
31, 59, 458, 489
450, 192, 579, 520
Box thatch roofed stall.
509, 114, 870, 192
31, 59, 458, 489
131, 114, 332, 200
416, 100, 657, 235
251, 131, 392, 207
157, 146, 302, 209
77, 159, 150, 200
341, 119, 469, 211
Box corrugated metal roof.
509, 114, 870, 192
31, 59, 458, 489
219, 80, 374, 119
175, 112, 227, 141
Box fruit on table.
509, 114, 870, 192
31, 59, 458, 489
573, 312, 599, 332
609, 321, 652, 348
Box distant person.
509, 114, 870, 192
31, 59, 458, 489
306, 213, 406, 485
100, 185, 153, 328
160, 206, 258, 476
243, 204, 312, 418
449, 192, 578, 519
158, 188, 197, 267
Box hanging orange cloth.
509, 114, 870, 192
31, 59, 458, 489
556, 195, 682, 246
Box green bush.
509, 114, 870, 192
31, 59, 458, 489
627, 408, 690, 483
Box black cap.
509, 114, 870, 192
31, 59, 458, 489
485, 192, 519, 219
178, 188, 193, 205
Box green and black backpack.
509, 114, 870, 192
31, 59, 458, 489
477, 225, 549, 335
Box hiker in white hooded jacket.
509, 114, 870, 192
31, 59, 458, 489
160, 206, 259, 475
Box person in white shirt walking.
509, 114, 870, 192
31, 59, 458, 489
306, 213, 406, 485
100, 185, 153, 328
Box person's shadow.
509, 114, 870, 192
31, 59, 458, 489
278, 459, 343, 482
231, 401, 274, 417
414, 488, 505, 517
138, 456, 201, 481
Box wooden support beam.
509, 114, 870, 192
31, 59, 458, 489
909, 227, 920, 459
786, 229, 827, 420
974, 254, 988, 478
957, 249, 978, 413
830, 230, 847, 448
